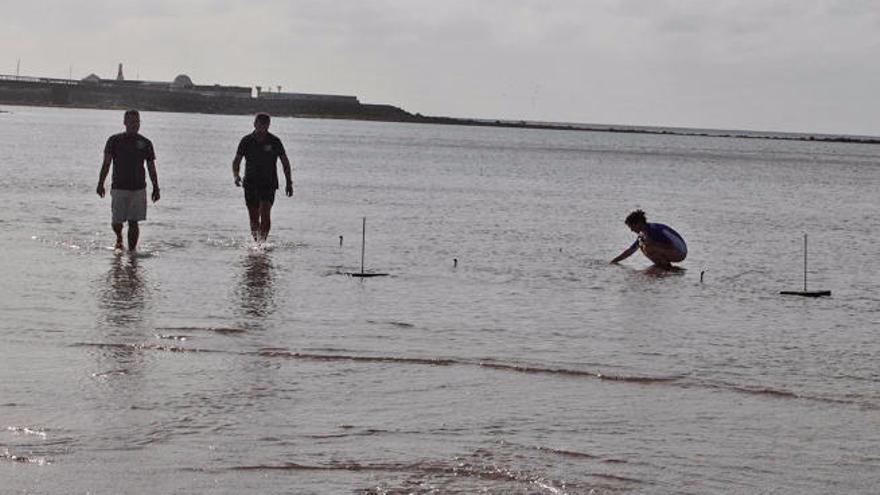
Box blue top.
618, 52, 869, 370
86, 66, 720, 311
630, 223, 686, 251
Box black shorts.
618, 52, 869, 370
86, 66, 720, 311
244, 185, 276, 207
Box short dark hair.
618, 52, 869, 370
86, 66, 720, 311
124, 109, 140, 120
625, 209, 647, 225
254, 113, 271, 125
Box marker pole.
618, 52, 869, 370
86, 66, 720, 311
803, 233, 808, 292
361, 217, 366, 275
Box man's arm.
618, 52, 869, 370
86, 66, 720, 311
232, 155, 243, 187
281, 153, 293, 197
611, 243, 638, 264
147, 159, 160, 202
97, 152, 112, 197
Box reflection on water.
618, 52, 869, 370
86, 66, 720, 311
93, 254, 153, 379
97, 254, 149, 328
236, 252, 276, 320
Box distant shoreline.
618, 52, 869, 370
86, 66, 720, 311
1, 102, 877, 145
411, 115, 880, 145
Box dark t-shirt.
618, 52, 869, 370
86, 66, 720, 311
104, 132, 155, 190
236, 132, 286, 189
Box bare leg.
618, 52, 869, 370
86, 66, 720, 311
127, 221, 140, 251
258, 201, 272, 241
247, 204, 261, 242
112, 223, 124, 250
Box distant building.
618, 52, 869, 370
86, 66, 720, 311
171, 74, 194, 89
257, 90, 359, 105
0, 67, 413, 121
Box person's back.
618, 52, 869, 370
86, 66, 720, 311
637, 222, 686, 254
238, 131, 284, 190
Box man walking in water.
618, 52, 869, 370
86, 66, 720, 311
232, 113, 293, 242
611, 209, 687, 268
97, 109, 160, 251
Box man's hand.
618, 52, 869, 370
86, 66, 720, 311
285, 181, 293, 197
234, 176, 242, 187
152, 187, 160, 203
96, 184, 105, 198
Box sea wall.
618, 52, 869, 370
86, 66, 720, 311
0, 79, 415, 121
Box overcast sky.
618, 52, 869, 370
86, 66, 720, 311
3, 0, 879, 135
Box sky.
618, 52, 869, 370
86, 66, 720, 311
2, 0, 879, 135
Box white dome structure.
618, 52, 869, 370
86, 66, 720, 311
171, 74, 194, 88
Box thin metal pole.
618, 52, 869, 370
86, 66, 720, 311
361, 217, 366, 274
803, 233, 808, 292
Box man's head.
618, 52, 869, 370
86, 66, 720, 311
123, 109, 140, 134
253, 113, 271, 135
625, 209, 647, 233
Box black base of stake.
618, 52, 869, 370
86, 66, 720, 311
349, 272, 389, 278
780, 290, 831, 297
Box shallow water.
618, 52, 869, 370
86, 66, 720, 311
1, 105, 878, 494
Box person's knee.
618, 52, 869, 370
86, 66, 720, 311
641, 243, 669, 263
259, 202, 272, 217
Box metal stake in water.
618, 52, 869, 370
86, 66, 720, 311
360, 217, 366, 275
780, 232, 830, 297
803, 233, 808, 292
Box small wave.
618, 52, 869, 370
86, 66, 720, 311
366, 319, 416, 328
202, 237, 248, 250
6, 427, 47, 438
91, 369, 130, 378
256, 349, 457, 367
73, 342, 219, 354
156, 326, 247, 335
534, 446, 598, 460
591, 473, 643, 484
69, 343, 877, 409
253, 350, 873, 408
300, 428, 389, 439
218, 455, 617, 494
476, 361, 682, 384
703, 381, 869, 407
1, 449, 49, 465
202, 237, 305, 251
224, 460, 530, 479
128, 251, 156, 259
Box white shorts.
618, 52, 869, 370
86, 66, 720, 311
111, 188, 147, 223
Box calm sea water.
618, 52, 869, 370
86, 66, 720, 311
1, 105, 878, 494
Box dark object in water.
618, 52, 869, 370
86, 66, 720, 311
350, 272, 388, 278
780, 290, 831, 297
